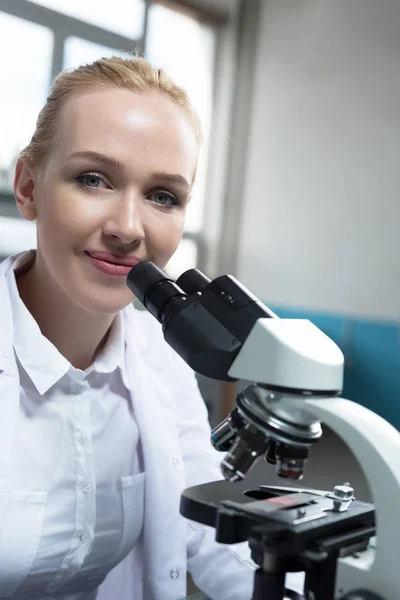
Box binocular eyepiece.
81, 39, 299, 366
127, 260, 210, 325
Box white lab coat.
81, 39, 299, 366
0, 253, 257, 600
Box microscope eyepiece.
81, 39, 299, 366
127, 261, 167, 306
176, 269, 211, 295
127, 261, 187, 322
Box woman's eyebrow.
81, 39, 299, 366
65, 151, 190, 188
66, 150, 123, 169
152, 172, 190, 189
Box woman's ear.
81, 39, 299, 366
13, 158, 38, 221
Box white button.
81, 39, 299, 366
71, 381, 85, 394
171, 457, 181, 468
170, 569, 179, 580
83, 484, 93, 493
79, 532, 91, 543
77, 432, 88, 444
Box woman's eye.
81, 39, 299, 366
152, 190, 178, 207
76, 174, 107, 189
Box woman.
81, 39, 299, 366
0, 56, 303, 600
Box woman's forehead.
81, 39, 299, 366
51, 89, 199, 176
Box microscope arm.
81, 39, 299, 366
304, 397, 400, 600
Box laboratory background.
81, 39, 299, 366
0, 0, 399, 545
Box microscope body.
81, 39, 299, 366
229, 318, 400, 599
127, 261, 400, 600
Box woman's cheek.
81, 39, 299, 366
151, 215, 186, 267
38, 189, 101, 240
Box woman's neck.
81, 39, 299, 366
16, 253, 116, 371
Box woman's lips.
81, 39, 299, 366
86, 251, 141, 277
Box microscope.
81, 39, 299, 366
127, 261, 400, 600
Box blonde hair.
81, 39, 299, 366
20, 55, 202, 167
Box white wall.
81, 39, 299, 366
237, 0, 400, 322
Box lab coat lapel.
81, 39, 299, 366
124, 308, 187, 600
0, 255, 16, 365
0, 257, 22, 521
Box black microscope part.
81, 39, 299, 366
127, 261, 276, 381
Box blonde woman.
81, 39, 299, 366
0, 56, 303, 600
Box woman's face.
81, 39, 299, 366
19, 88, 198, 314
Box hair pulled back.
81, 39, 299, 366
20, 55, 202, 167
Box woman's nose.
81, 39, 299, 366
103, 193, 145, 245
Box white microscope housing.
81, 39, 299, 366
228, 317, 400, 600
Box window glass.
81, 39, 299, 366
165, 238, 198, 280
0, 217, 37, 258
63, 37, 128, 71
0, 12, 53, 191
33, 0, 145, 39
146, 4, 216, 234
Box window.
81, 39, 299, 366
147, 3, 216, 235
0, 216, 37, 258
33, 0, 146, 39
0, 12, 53, 191
0, 1, 220, 277
63, 37, 127, 71
165, 238, 198, 280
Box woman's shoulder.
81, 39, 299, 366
123, 303, 194, 378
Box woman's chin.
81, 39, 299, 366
70, 287, 134, 315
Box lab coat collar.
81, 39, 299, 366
0, 251, 132, 394
0, 252, 26, 373
7, 251, 71, 394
